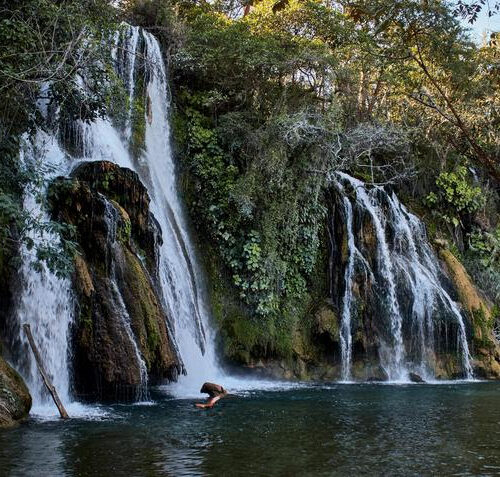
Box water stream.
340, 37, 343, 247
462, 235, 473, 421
332, 172, 473, 381
11, 25, 476, 418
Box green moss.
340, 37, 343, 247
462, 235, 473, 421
472, 306, 495, 349
110, 200, 132, 244
130, 76, 147, 160
107, 69, 130, 131
121, 248, 162, 370
202, 232, 329, 366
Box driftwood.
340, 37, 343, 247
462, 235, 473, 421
23, 324, 69, 419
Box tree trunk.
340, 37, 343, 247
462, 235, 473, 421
23, 324, 69, 419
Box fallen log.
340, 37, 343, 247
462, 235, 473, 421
23, 324, 69, 419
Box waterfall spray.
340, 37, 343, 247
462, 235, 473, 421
13, 25, 223, 413
333, 172, 473, 381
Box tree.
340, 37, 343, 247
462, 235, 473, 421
341, 0, 500, 182
455, 0, 500, 23
0, 0, 117, 275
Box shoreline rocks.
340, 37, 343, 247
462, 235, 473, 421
0, 356, 31, 429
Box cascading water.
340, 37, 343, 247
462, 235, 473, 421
77, 25, 221, 396
337, 187, 355, 382
14, 134, 76, 415
332, 172, 473, 381
105, 200, 149, 400
11, 24, 223, 414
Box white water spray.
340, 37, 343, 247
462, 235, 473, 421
333, 172, 473, 381
14, 134, 109, 418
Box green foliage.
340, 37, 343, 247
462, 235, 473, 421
472, 306, 496, 349
425, 166, 485, 228
0, 0, 117, 136
181, 90, 328, 317
130, 76, 147, 159
0, 0, 118, 277
157, 0, 499, 329
463, 225, 500, 304
0, 139, 78, 277
469, 225, 500, 268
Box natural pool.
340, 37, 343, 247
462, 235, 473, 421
1, 382, 500, 476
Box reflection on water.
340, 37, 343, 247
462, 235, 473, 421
1, 383, 500, 476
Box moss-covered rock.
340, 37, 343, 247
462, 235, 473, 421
117, 247, 178, 378
69, 160, 160, 273
49, 161, 181, 400
0, 355, 31, 428
437, 242, 500, 378
315, 305, 339, 342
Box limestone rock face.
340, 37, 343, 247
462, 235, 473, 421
437, 245, 500, 379
49, 161, 181, 401
0, 355, 31, 428
325, 183, 488, 381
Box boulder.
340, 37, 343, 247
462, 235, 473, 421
0, 355, 31, 428
49, 161, 181, 400
408, 372, 425, 383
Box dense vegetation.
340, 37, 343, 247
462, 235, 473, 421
1, 0, 499, 358
128, 0, 500, 356
0, 0, 117, 273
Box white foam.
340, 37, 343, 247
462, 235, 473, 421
29, 402, 112, 421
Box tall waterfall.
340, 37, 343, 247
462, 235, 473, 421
14, 137, 75, 414
332, 172, 473, 381
13, 24, 222, 411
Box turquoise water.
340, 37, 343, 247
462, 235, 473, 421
1, 382, 500, 476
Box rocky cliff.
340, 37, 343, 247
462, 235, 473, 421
203, 178, 500, 382
49, 161, 181, 400
0, 355, 31, 428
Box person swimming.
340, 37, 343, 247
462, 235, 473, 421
195, 382, 227, 409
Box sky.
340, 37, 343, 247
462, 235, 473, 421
461, 7, 500, 43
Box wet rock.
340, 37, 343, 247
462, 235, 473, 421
315, 305, 339, 343
0, 355, 31, 428
49, 161, 181, 401
70, 160, 161, 274
366, 366, 389, 382
438, 246, 500, 378
409, 372, 425, 383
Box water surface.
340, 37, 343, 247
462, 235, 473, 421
1, 382, 500, 476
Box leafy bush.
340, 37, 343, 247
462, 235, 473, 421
426, 166, 485, 228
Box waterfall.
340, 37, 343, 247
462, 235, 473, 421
332, 172, 473, 381
12, 24, 222, 413
77, 25, 221, 396
336, 182, 356, 382
13, 134, 75, 415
